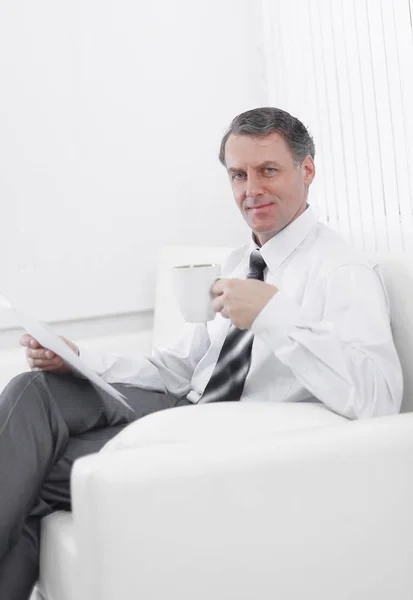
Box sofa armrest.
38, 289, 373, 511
102, 401, 348, 451
72, 413, 413, 600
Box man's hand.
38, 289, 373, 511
210, 278, 278, 329
20, 333, 80, 374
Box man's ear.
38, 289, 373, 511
302, 155, 315, 186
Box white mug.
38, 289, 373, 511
172, 263, 221, 322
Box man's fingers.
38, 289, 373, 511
28, 356, 64, 370
26, 348, 55, 360
26, 347, 61, 366
210, 278, 226, 297
21, 333, 70, 374
20, 334, 41, 349
211, 295, 225, 314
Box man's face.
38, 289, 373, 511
224, 132, 315, 246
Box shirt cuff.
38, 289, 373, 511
251, 290, 303, 344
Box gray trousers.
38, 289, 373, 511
0, 370, 191, 600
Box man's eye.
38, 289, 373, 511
232, 172, 246, 181
264, 167, 277, 174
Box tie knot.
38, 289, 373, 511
247, 249, 267, 281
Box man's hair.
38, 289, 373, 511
219, 107, 315, 166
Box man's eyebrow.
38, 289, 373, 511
256, 160, 282, 168
227, 160, 281, 172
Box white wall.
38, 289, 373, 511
0, 0, 267, 327
262, 0, 413, 253
4, 0, 410, 334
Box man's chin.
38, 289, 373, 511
250, 226, 283, 245
249, 220, 282, 236
242, 212, 283, 239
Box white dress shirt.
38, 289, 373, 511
80, 206, 403, 419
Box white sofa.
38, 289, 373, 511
34, 247, 413, 600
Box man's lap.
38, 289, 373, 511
38, 377, 192, 509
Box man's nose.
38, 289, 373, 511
245, 173, 265, 198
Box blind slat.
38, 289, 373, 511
262, 0, 413, 253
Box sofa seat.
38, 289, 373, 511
37, 512, 77, 600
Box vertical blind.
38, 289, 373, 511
262, 0, 413, 252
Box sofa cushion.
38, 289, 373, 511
378, 256, 413, 412
37, 511, 77, 600
103, 401, 348, 452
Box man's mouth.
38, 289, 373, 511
247, 202, 273, 211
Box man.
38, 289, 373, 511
0, 107, 403, 598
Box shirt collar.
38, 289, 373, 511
249, 205, 318, 274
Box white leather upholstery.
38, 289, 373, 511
72, 412, 413, 600
103, 401, 347, 451
379, 256, 413, 412
37, 247, 413, 600
37, 512, 77, 600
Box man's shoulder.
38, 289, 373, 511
310, 223, 377, 274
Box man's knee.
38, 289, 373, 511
2, 371, 56, 405
7, 370, 47, 390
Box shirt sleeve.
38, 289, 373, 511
79, 322, 210, 398
251, 264, 403, 419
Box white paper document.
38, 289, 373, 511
0, 294, 133, 411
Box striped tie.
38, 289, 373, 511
198, 249, 267, 404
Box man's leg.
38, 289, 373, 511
0, 370, 191, 599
